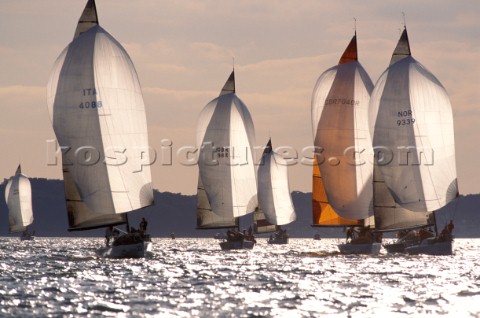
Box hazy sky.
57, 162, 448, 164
0, 0, 479, 195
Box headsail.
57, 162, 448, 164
257, 139, 296, 226
196, 71, 257, 226
73, 0, 98, 39
311, 33, 374, 221
5, 165, 34, 233
47, 0, 153, 230
390, 27, 411, 65
369, 27, 458, 212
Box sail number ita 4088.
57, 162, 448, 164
397, 109, 415, 126
79, 101, 102, 109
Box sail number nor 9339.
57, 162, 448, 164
397, 109, 415, 126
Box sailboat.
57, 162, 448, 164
257, 139, 296, 244
196, 70, 258, 250
311, 32, 380, 254
5, 165, 35, 240
46, 0, 154, 258
369, 26, 458, 255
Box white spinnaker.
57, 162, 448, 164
228, 98, 257, 216
47, 25, 153, 226
370, 56, 457, 212
197, 72, 257, 219
5, 167, 33, 233
258, 146, 296, 225
93, 28, 153, 212
311, 68, 336, 138
311, 61, 374, 219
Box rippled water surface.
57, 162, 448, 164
0, 237, 479, 317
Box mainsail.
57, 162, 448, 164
46, 0, 154, 231
257, 139, 296, 226
252, 207, 278, 234
196, 71, 257, 229
369, 27, 458, 213
373, 164, 434, 232
196, 176, 239, 229
5, 165, 34, 233
311, 33, 374, 225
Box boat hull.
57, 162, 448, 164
383, 242, 407, 253
405, 238, 453, 256
338, 242, 381, 254
219, 240, 255, 250
268, 237, 288, 245
97, 232, 153, 258
20, 236, 35, 241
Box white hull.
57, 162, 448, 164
338, 242, 382, 255
97, 241, 152, 259
405, 238, 453, 256
219, 239, 255, 250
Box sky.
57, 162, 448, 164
0, 0, 479, 195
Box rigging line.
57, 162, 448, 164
402, 12, 406, 29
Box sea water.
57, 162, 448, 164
0, 237, 479, 317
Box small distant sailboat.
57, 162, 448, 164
257, 139, 296, 244
46, 0, 154, 258
5, 165, 35, 240
196, 70, 258, 250
311, 31, 380, 254
369, 26, 458, 255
